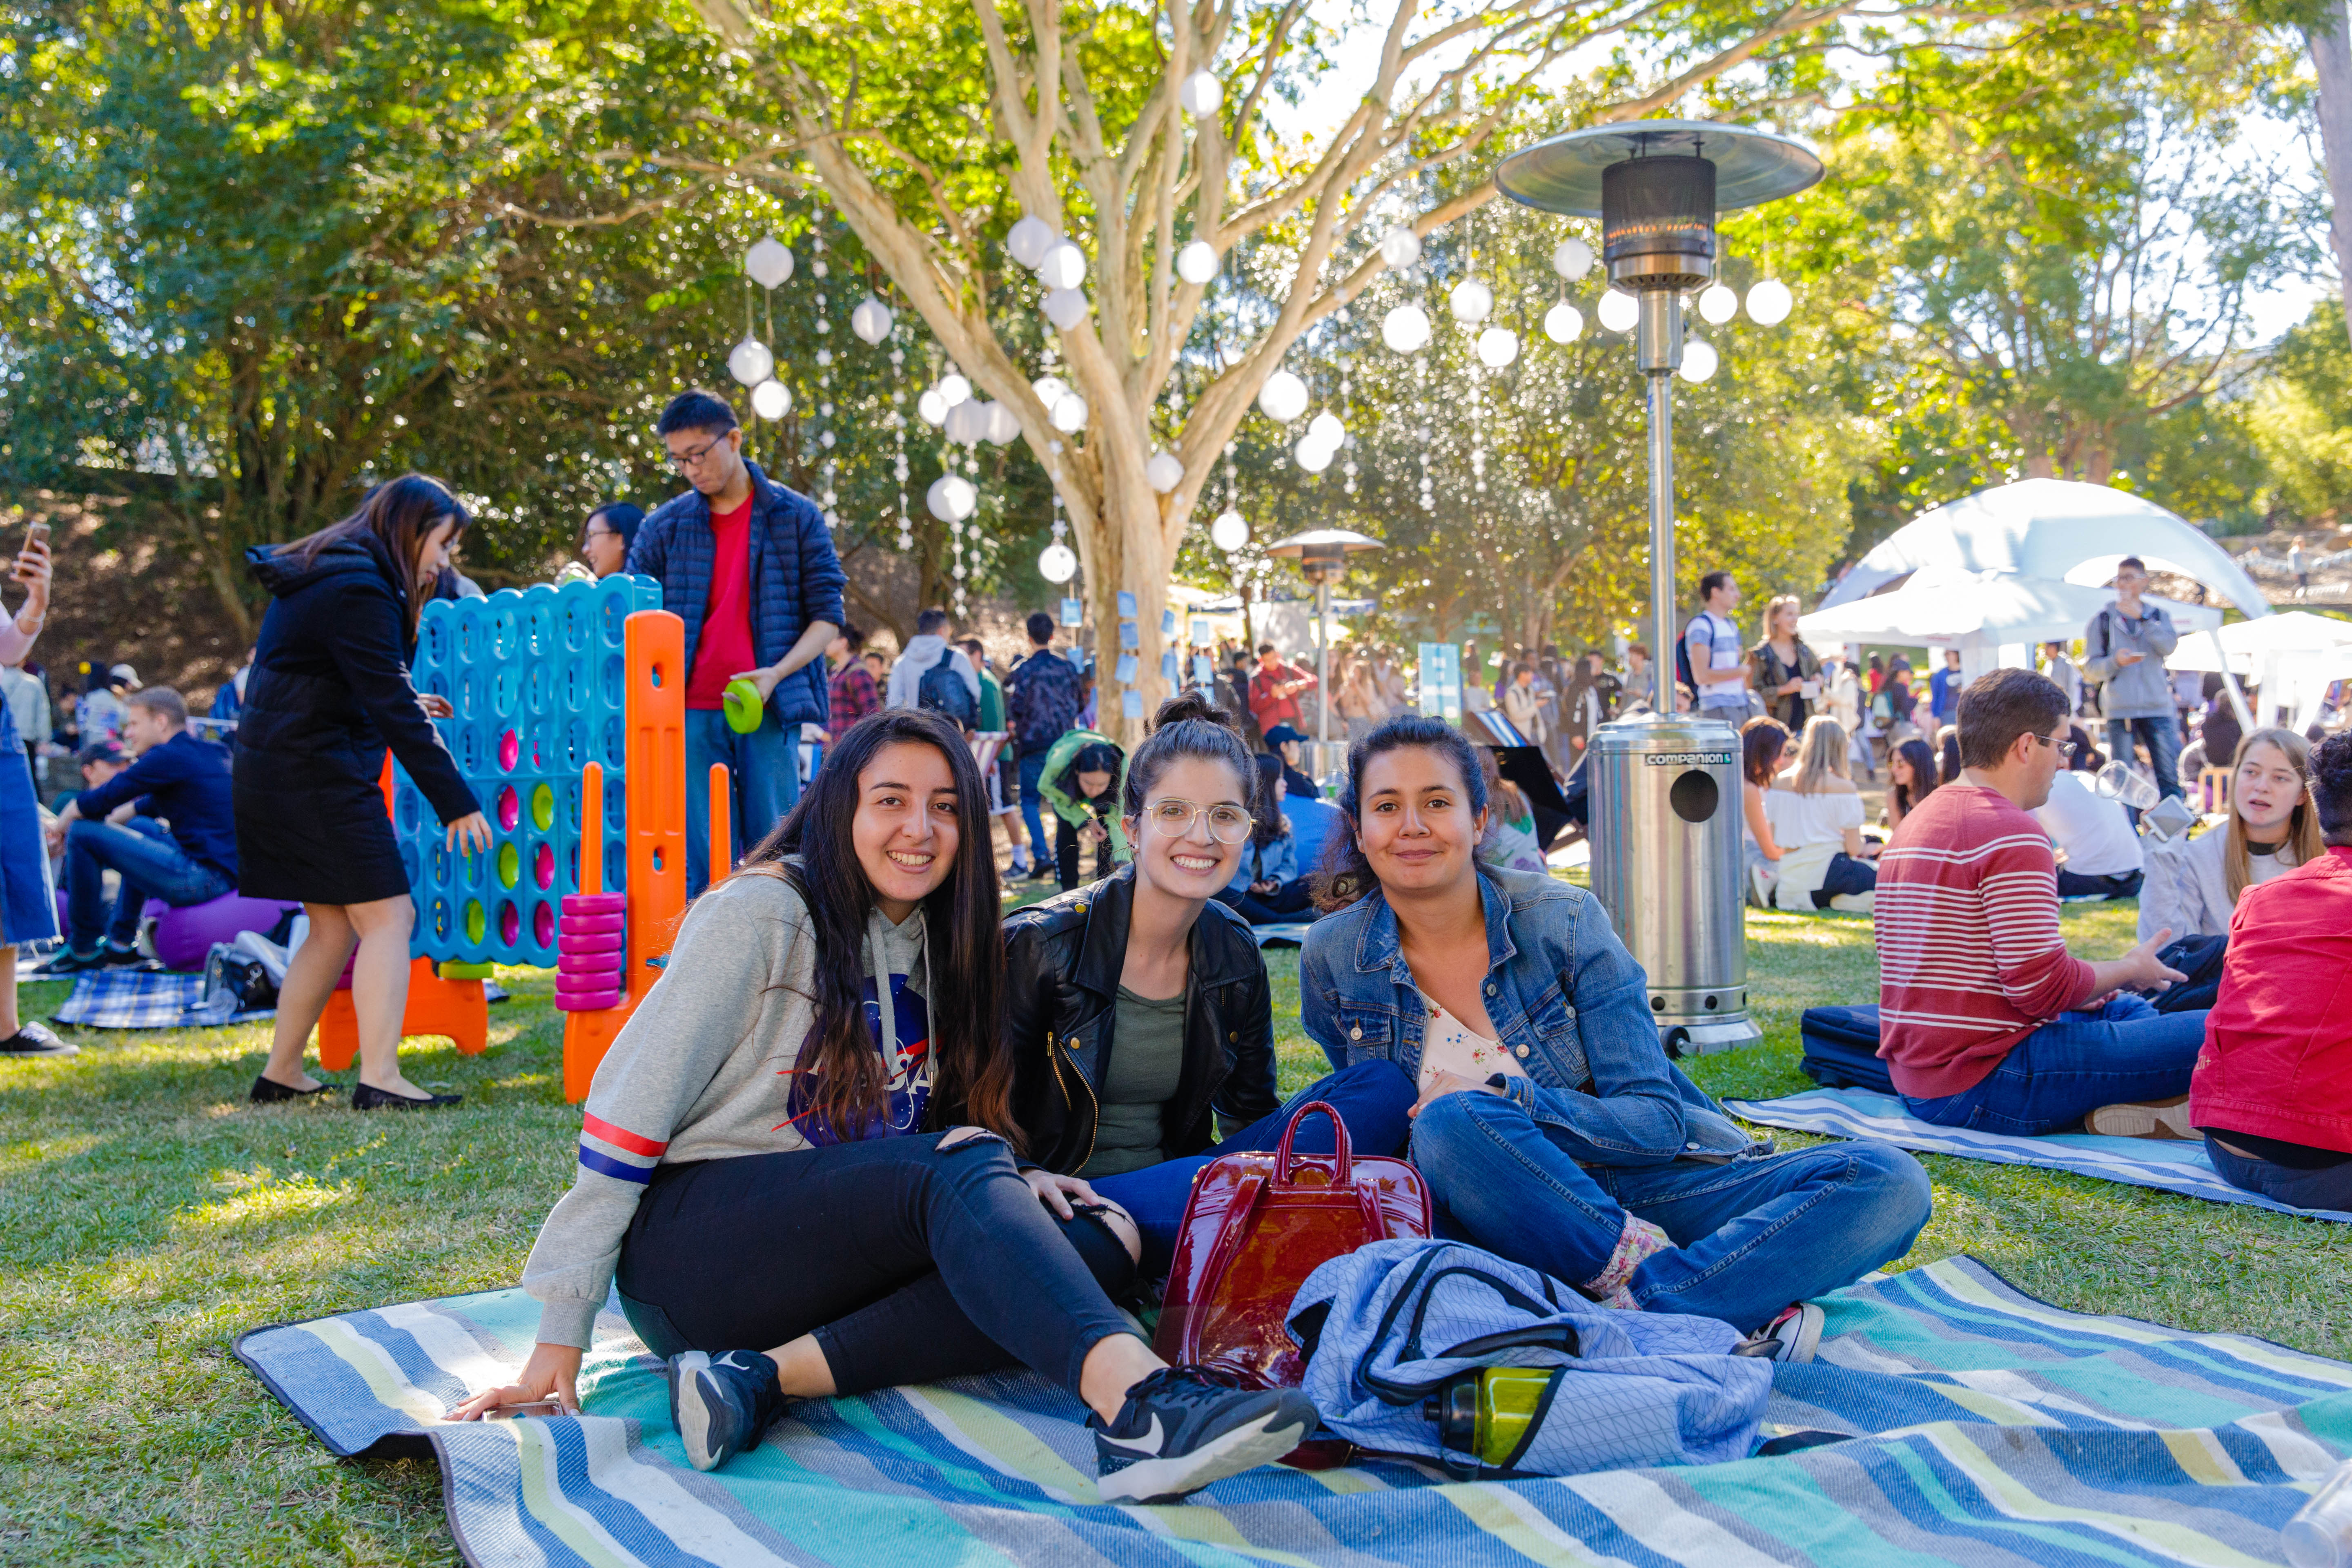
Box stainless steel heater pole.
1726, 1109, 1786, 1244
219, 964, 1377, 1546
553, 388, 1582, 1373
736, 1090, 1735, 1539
1636, 288, 1684, 696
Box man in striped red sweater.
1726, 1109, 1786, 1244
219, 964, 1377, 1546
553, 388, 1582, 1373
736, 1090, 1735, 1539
1874, 668, 2207, 1137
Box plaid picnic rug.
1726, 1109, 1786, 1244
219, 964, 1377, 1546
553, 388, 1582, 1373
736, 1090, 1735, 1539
235, 1255, 2352, 1568
1726, 1087, 2352, 1224
47, 969, 272, 1029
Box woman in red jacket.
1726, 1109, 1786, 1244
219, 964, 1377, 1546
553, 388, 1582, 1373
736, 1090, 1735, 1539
2189, 732, 2352, 1212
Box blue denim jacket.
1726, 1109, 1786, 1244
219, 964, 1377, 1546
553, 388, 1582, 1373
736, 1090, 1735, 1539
1298, 867, 1757, 1165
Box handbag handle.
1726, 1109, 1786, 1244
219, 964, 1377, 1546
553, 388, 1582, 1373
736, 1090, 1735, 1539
1273, 1100, 1353, 1189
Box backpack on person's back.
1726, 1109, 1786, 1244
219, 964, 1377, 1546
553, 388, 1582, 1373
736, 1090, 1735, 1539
917, 646, 978, 729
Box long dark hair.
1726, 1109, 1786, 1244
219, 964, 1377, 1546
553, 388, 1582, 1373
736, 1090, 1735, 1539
289, 474, 470, 640
1121, 692, 1258, 820
1891, 737, 1940, 817
744, 709, 1014, 1146
1250, 753, 1291, 848
1741, 717, 1789, 788
1315, 714, 1487, 912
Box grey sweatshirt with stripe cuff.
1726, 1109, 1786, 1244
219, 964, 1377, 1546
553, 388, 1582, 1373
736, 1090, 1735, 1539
519, 869, 932, 1350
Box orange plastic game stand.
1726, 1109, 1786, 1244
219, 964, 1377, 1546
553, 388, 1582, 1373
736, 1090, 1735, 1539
561, 608, 688, 1101
319, 755, 490, 1071
708, 762, 732, 883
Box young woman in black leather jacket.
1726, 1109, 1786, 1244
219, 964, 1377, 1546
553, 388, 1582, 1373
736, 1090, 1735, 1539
1002, 694, 1414, 1278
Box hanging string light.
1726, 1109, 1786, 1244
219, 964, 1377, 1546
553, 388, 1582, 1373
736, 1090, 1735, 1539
1416, 356, 1434, 512
811, 225, 840, 526
891, 318, 912, 551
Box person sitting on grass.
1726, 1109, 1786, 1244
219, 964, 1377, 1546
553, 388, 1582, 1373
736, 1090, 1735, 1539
1875, 668, 2205, 1140
1739, 717, 1788, 905
1474, 745, 1548, 875
2190, 733, 2352, 1212
457, 709, 1315, 1501
1002, 696, 1412, 1280
1764, 715, 1878, 914
1214, 753, 1319, 924
2031, 765, 2144, 901
2138, 727, 2324, 943
1038, 731, 1127, 891
1301, 715, 1933, 1363
1882, 737, 1940, 834
41, 687, 237, 973
1261, 723, 1322, 799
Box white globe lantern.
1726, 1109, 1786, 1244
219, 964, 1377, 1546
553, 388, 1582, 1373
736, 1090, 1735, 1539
1051, 394, 1088, 433
1551, 237, 1593, 281
1176, 239, 1220, 285
1696, 283, 1738, 325
1038, 241, 1088, 291
917, 388, 949, 426
1031, 375, 1069, 408
1307, 410, 1345, 447
1543, 301, 1584, 343
1294, 437, 1335, 474
1256, 370, 1308, 423
926, 475, 978, 522
945, 399, 990, 446
1596, 289, 1639, 333
744, 237, 794, 289
1746, 278, 1793, 325
1678, 337, 1719, 383
1038, 541, 1079, 583
1377, 225, 1423, 269
850, 297, 894, 344
1042, 288, 1091, 330
1176, 70, 1223, 115
1475, 326, 1520, 368
750, 378, 791, 421
938, 372, 972, 406
1007, 216, 1056, 269
727, 336, 775, 388
983, 401, 1021, 444
1209, 510, 1249, 553
1448, 278, 1493, 323
1146, 451, 1184, 493
1381, 303, 1431, 352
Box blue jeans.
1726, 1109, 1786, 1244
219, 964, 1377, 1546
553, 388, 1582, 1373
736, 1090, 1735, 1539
1018, 748, 1051, 873
2104, 713, 2183, 801
1904, 994, 2207, 1137
1408, 1090, 1932, 1333
2205, 1136, 2352, 1214
1087, 1059, 1417, 1280
64, 817, 234, 953
684, 706, 802, 897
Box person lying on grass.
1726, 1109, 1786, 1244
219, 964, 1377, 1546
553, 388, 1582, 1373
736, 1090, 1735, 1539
1874, 667, 2206, 1141
457, 708, 1312, 1503
1298, 715, 1933, 1364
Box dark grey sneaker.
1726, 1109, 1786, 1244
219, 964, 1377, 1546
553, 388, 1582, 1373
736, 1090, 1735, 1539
0, 1022, 76, 1057
668, 1350, 785, 1472
1090, 1366, 1315, 1503
1734, 1303, 1824, 1364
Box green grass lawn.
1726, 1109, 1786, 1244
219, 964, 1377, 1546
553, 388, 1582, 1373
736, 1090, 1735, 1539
4, 894, 2348, 1565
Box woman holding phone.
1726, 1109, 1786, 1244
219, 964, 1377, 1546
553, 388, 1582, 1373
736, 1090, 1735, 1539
235, 475, 492, 1109
0, 524, 68, 1057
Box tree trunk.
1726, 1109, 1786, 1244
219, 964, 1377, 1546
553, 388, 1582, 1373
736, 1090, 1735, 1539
2312, 1, 2352, 348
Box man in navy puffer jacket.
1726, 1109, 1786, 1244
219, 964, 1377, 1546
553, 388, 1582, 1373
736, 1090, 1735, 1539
629, 390, 844, 894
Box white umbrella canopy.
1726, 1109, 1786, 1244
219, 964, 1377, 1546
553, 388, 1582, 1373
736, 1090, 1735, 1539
2162, 610, 2352, 673
1820, 479, 2271, 618
1799, 568, 2220, 650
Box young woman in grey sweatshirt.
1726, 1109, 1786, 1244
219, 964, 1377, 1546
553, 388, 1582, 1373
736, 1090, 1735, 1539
455, 709, 1312, 1502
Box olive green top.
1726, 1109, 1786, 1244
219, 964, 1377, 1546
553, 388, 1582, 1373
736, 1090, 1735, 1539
1079, 987, 1189, 1178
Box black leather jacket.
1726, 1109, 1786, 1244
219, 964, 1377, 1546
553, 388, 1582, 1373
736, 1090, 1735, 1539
1004, 864, 1278, 1174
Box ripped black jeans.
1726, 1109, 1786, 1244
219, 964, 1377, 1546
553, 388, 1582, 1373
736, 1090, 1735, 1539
615, 1131, 1140, 1396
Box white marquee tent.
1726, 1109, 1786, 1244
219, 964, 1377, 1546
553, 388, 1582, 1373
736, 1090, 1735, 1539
1800, 568, 2220, 654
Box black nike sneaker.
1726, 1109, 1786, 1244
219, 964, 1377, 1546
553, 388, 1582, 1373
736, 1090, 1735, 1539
667, 1350, 786, 1471
1090, 1365, 1316, 1503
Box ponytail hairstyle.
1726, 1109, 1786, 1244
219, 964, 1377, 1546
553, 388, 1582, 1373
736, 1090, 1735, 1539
743, 708, 1014, 1147
288, 473, 470, 641
1315, 714, 1487, 912
1121, 691, 1258, 824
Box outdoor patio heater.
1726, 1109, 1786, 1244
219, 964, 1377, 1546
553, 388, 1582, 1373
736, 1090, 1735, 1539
1496, 121, 1821, 1054
1266, 528, 1384, 779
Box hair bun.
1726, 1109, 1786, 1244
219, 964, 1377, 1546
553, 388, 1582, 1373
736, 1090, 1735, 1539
1149, 691, 1234, 733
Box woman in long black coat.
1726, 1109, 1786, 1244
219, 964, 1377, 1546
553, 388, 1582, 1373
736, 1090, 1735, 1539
235, 474, 490, 1110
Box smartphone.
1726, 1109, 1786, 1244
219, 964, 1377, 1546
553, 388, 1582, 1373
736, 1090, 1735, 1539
24, 521, 49, 550
488, 1396, 570, 1419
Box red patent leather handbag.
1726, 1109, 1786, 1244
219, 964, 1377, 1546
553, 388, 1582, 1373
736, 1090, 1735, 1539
1152, 1100, 1433, 1391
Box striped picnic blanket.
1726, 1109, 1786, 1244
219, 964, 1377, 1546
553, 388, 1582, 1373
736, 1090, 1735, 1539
235, 1256, 2352, 1567
48, 969, 272, 1029
1726, 1087, 2352, 1224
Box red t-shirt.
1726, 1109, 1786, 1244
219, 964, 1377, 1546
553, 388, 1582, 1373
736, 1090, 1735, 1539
685, 495, 756, 710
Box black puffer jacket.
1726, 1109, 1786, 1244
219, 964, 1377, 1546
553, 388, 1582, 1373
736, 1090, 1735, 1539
235, 533, 474, 824
1004, 864, 1278, 1174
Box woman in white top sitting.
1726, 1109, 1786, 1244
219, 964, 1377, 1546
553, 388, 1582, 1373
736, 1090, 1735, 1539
1764, 715, 1878, 913
1740, 717, 1790, 905
2139, 727, 2323, 942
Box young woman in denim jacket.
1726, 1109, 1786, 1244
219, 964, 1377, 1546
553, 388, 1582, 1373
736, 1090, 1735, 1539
1298, 716, 1932, 1356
